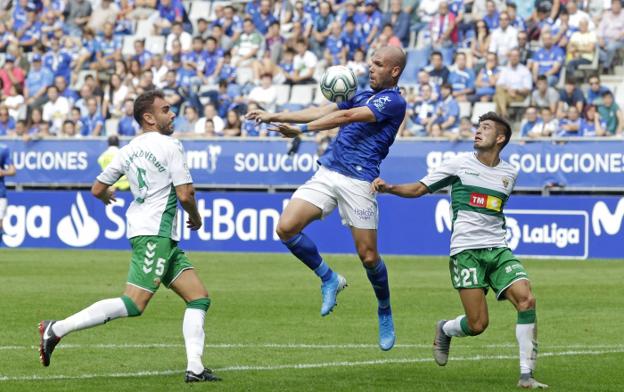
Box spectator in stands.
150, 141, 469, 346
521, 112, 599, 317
566, 17, 597, 75
516, 30, 531, 63
0, 105, 15, 136
347, 48, 369, 89
428, 83, 460, 139
118, 99, 140, 136
323, 22, 345, 65
40, 11, 63, 46
520, 106, 542, 137
87, 0, 119, 33
60, 120, 79, 138
458, 117, 476, 139
557, 106, 583, 137
70, 106, 84, 135
581, 104, 607, 137
196, 118, 216, 138
474, 52, 500, 102
248, 74, 278, 112
361, 0, 383, 45
16, 7, 40, 52
133, 39, 153, 71
102, 74, 129, 119
566, 0, 595, 31
183, 37, 208, 73
232, 18, 263, 68
166, 22, 192, 53
64, 0, 93, 36
75, 28, 97, 73
0, 55, 25, 99
535, 107, 559, 137
253, 0, 278, 36
80, 97, 104, 136
129, 59, 144, 88
241, 102, 269, 137
0, 22, 14, 53
506, 2, 526, 32
151, 54, 169, 88
54, 76, 78, 107
154, 0, 186, 35
470, 20, 491, 66
196, 103, 225, 135
43, 36, 74, 83
489, 11, 518, 65
448, 52, 475, 102
174, 105, 199, 134
218, 5, 243, 45
289, 38, 318, 84
531, 75, 560, 113
417, 0, 442, 44
223, 109, 242, 136
161, 70, 182, 114
403, 83, 437, 137
483, 0, 500, 30
42, 85, 70, 134
426, 51, 450, 88
382, 0, 410, 47
27, 107, 44, 136
586, 75, 611, 106
378, 24, 403, 48
597, 0, 624, 72
217, 51, 237, 84
557, 77, 585, 119
24, 54, 54, 109
494, 48, 532, 117
274, 0, 294, 26
164, 40, 183, 70
10, 0, 29, 32
429, 1, 458, 51
552, 10, 575, 49
264, 20, 285, 65
4, 85, 24, 120
10, 119, 28, 139
529, 30, 564, 86
598, 91, 624, 135
91, 22, 122, 71
341, 18, 365, 61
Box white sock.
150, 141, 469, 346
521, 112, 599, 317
52, 298, 128, 337
442, 315, 468, 337
183, 308, 206, 374
516, 323, 537, 374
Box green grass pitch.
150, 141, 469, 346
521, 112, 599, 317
1, 249, 623, 391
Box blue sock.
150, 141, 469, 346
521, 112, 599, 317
283, 233, 334, 282
365, 259, 391, 312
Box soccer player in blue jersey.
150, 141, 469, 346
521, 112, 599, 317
246, 46, 406, 351
0, 142, 16, 238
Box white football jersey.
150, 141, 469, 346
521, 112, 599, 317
97, 131, 192, 240
420, 153, 518, 256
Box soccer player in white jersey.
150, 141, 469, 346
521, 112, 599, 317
39, 90, 221, 383
373, 112, 548, 389
246, 46, 407, 350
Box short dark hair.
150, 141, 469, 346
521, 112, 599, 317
602, 90, 613, 98
536, 74, 547, 82
133, 89, 165, 126
441, 83, 453, 91
478, 111, 512, 150
108, 135, 120, 147
431, 50, 443, 59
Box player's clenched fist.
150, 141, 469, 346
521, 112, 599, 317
245, 110, 274, 124
372, 178, 392, 193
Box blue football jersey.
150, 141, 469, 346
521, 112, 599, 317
319, 87, 406, 182
0, 144, 13, 198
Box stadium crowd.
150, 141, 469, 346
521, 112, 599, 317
0, 0, 622, 140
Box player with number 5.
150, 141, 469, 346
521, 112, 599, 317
373, 112, 548, 389
38, 90, 221, 383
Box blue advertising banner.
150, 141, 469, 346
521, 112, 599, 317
1, 139, 623, 190
2, 191, 622, 259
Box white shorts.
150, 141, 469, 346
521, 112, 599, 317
0, 198, 6, 220
291, 166, 378, 229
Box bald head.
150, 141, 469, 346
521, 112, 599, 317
369, 46, 406, 90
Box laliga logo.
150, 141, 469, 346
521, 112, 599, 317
592, 198, 624, 236
505, 217, 521, 250
56, 193, 100, 247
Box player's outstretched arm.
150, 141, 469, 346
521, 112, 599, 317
175, 183, 202, 231
372, 178, 429, 198
246, 103, 338, 124
270, 106, 376, 137
91, 180, 117, 205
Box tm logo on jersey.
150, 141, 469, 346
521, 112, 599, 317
469, 192, 502, 212
371, 96, 391, 111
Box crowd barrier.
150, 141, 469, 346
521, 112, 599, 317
3, 191, 622, 259
1, 138, 623, 190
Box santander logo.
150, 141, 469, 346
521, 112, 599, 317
56, 193, 100, 247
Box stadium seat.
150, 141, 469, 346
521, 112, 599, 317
145, 36, 166, 55
105, 118, 120, 136
236, 66, 254, 85
313, 84, 330, 106
135, 20, 155, 38
400, 49, 428, 85
189, 1, 211, 23
289, 84, 315, 106
121, 36, 136, 57
275, 84, 291, 106
459, 101, 472, 119
471, 102, 496, 124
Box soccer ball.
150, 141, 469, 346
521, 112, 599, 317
320, 66, 358, 103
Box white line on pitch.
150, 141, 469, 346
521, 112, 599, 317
1, 349, 623, 382
2, 343, 623, 350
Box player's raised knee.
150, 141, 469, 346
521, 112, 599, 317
516, 293, 536, 311
276, 220, 298, 241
